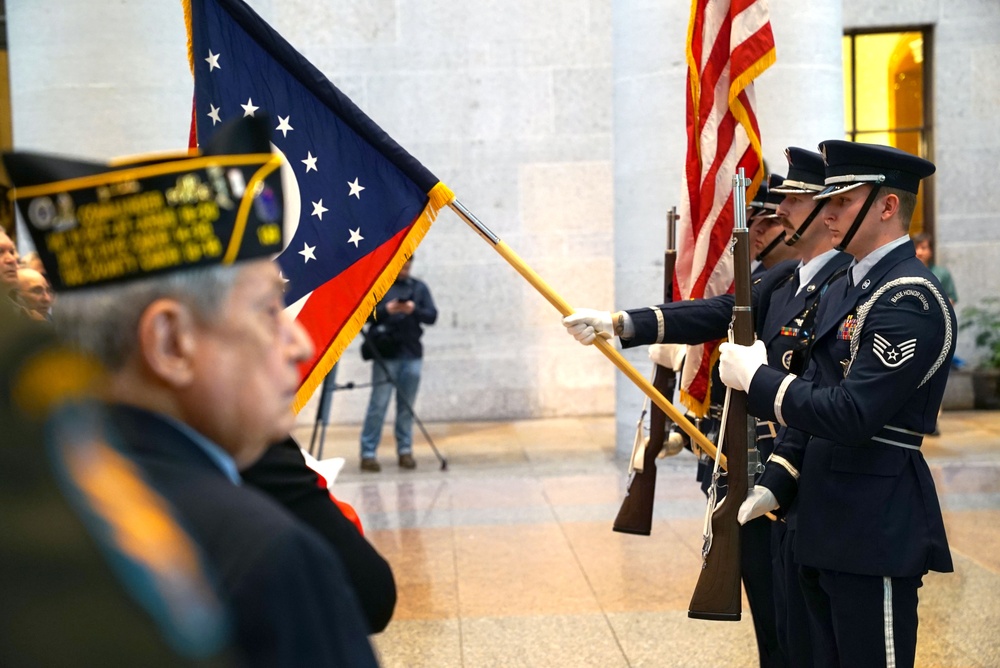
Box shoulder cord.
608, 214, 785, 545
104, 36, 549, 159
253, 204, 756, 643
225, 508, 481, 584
847, 277, 953, 387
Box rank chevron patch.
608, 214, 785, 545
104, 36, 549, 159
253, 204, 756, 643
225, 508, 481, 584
873, 333, 917, 368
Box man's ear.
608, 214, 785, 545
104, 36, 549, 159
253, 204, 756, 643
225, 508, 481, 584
136, 299, 198, 387
879, 191, 901, 220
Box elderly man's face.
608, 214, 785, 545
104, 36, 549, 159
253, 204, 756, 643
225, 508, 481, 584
0, 231, 19, 291
181, 260, 313, 467
18, 268, 53, 316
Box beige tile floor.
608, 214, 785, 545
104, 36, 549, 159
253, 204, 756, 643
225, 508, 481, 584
294, 410, 1000, 668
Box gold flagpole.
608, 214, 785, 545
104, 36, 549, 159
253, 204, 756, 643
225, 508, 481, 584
448, 199, 727, 469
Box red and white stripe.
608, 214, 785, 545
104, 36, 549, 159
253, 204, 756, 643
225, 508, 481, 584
677, 0, 775, 414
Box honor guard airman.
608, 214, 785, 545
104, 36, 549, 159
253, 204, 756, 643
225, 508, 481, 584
555, 164, 774, 668
750, 173, 796, 277
753, 146, 854, 666
721, 140, 954, 668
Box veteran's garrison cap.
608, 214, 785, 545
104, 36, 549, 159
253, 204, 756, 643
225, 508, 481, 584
815, 139, 936, 199
2, 116, 284, 292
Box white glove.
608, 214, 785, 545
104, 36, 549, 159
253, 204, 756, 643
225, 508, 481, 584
562, 309, 614, 345
738, 486, 778, 525
718, 340, 767, 392
648, 343, 685, 372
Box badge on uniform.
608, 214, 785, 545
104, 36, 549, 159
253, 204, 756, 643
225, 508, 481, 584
3, 116, 284, 293
779, 326, 800, 337
873, 333, 917, 368
837, 314, 857, 341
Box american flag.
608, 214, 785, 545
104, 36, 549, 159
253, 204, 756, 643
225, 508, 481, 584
185, 0, 454, 411
676, 0, 775, 415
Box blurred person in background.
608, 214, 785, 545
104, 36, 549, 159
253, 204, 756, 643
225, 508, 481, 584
16, 266, 54, 321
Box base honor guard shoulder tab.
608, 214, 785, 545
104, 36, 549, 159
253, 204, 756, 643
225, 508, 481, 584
887, 286, 932, 312
847, 276, 953, 386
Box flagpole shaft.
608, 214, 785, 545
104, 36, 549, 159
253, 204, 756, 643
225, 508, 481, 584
447, 199, 726, 468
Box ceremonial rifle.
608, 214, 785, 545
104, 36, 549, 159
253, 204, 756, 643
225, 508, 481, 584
612, 207, 679, 536
688, 170, 756, 621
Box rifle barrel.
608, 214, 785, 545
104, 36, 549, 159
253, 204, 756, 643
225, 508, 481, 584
613, 208, 678, 536
687, 171, 754, 621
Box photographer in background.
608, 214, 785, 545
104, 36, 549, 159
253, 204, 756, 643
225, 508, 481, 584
359, 256, 437, 472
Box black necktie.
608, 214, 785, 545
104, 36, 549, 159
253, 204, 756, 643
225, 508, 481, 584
791, 267, 802, 294
847, 269, 855, 289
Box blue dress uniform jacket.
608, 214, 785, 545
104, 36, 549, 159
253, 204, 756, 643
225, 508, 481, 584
624, 259, 797, 351
624, 254, 851, 460
751, 241, 954, 578
758, 253, 852, 375
105, 404, 380, 668
623, 257, 852, 668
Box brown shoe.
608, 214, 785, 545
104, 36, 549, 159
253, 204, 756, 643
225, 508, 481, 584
398, 454, 416, 470
360, 458, 381, 472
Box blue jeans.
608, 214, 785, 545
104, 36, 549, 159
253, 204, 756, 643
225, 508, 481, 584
360, 358, 422, 459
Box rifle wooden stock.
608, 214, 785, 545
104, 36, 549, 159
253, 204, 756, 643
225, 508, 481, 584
613, 211, 678, 536
688, 178, 755, 622
612, 363, 676, 535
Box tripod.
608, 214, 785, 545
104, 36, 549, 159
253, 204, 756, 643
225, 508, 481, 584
308, 362, 340, 460
308, 370, 384, 459
310, 332, 447, 470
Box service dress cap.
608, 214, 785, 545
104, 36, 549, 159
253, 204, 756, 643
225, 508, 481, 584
815, 139, 935, 199
748, 180, 771, 218
771, 147, 826, 194
750, 173, 785, 219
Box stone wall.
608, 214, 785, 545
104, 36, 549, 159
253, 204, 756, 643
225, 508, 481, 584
843, 0, 1000, 370
6, 0, 997, 440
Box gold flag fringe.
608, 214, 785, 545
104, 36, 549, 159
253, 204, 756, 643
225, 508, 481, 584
181, 0, 195, 75
684, 0, 702, 163
730, 46, 776, 202
679, 338, 724, 418
292, 181, 455, 413
728, 48, 777, 111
